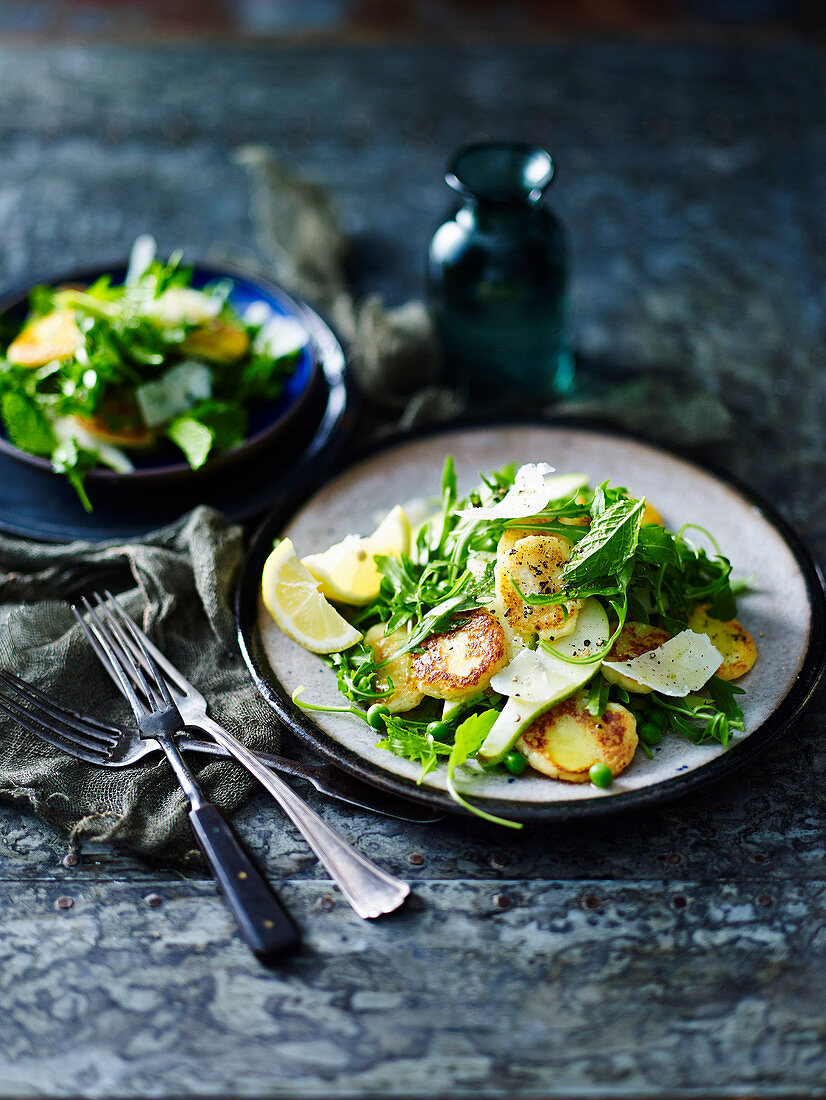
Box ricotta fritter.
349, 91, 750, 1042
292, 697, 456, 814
687, 604, 757, 681
601, 622, 672, 694
494, 530, 583, 641
365, 624, 425, 713
517, 692, 638, 783
412, 609, 507, 701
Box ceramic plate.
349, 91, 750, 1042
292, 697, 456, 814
0, 261, 318, 485
236, 423, 826, 821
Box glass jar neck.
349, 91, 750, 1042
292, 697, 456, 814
446, 142, 554, 207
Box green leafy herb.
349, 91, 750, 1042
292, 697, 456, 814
585, 673, 611, 718
446, 710, 521, 829
376, 719, 453, 780
325, 642, 392, 704
50, 438, 96, 513
652, 677, 745, 748
562, 496, 645, 589
0, 391, 54, 454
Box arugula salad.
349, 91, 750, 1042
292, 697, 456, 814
261, 459, 757, 827
0, 235, 308, 509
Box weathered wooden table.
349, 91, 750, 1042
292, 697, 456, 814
1, 41, 825, 1099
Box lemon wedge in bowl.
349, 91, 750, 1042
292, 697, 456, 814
301, 505, 410, 606
261, 538, 362, 653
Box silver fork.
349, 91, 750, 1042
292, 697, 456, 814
0, 670, 440, 822
77, 593, 411, 921
0, 670, 145, 766
70, 598, 300, 962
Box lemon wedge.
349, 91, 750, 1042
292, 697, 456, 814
301, 505, 410, 605
261, 538, 362, 653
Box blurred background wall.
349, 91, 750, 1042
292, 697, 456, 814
0, 0, 821, 41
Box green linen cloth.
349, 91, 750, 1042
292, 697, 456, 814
0, 507, 281, 866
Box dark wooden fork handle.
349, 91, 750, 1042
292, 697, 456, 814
188, 803, 300, 961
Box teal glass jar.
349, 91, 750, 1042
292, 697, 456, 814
427, 142, 573, 405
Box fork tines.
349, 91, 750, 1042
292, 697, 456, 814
72, 595, 174, 722
0, 670, 118, 764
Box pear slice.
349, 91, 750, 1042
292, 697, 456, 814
478, 598, 609, 765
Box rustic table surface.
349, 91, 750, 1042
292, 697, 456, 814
1, 40, 825, 1100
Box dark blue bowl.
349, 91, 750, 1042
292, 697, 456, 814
0, 260, 320, 486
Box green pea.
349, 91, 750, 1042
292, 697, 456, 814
425, 720, 450, 740
639, 720, 662, 746
504, 750, 528, 776
367, 703, 390, 729
589, 763, 613, 789
648, 707, 669, 731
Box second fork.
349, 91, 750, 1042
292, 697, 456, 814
73, 598, 301, 962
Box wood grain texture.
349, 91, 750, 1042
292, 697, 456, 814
0, 40, 824, 1099
0, 878, 824, 1098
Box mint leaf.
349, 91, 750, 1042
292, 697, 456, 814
237, 353, 295, 402
562, 497, 645, 588
1, 391, 55, 454
636, 524, 680, 566
167, 416, 214, 469
190, 400, 247, 451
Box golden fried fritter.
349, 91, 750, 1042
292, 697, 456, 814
412, 609, 508, 701
601, 622, 672, 694
365, 624, 425, 713
495, 531, 582, 641
687, 604, 757, 681
517, 691, 638, 783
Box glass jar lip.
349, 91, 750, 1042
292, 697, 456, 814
446, 142, 554, 204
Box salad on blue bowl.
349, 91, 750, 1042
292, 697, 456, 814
0, 236, 317, 509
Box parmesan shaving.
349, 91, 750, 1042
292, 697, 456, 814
490, 648, 580, 703
602, 629, 722, 696
455, 462, 556, 521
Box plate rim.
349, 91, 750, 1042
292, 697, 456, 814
0, 259, 319, 484
235, 417, 826, 822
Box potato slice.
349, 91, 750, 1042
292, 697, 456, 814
7, 309, 81, 367
365, 624, 424, 714
412, 609, 507, 701
180, 319, 250, 364
517, 692, 638, 783
495, 530, 583, 641
687, 604, 757, 681
600, 622, 673, 695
